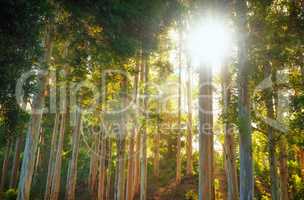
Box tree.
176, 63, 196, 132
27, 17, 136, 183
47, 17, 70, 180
186, 58, 193, 176
176, 27, 182, 185
235, 0, 253, 199
17, 21, 54, 200
221, 64, 239, 200
66, 111, 81, 200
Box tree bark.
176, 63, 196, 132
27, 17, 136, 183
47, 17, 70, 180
66, 111, 82, 200
105, 138, 112, 200
126, 59, 140, 200
116, 75, 128, 200
49, 113, 66, 200
116, 123, 126, 200
44, 113, 60, 200
221, 65, 239, 200
153, 123, 160, 178
10, 136, 23, 189
34, 129, 44, 173
176, 28, 182, 184
299, 149, 304, 178
186, 59, 193, 176
263, 65, 279, 200
198, 64, 213, 200
0, 140, 12, 194
126, 130, 136, 200
279, 138, 289, 200
140, 55, 149, 200
133, 124, 141, 197
273, 67, 289, 200
235, 1, 253, 199
134, 55, 144, 197
89, 135, 99, 197
17, 22, 53, 200
97, 136, 106, 200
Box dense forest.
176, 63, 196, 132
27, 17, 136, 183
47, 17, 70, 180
0, 0, 303, 200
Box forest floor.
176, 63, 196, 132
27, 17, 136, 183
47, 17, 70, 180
147, 176, 197, 200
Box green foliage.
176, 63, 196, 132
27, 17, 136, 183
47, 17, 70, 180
4, 189, 17, 200
185, 190, 198, 200
291, 174, 304, 200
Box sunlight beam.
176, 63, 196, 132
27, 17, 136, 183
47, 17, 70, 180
186, 18, 233, 67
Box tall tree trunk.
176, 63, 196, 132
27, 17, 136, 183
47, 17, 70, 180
49, 113, 66, 200
116, 76, 128, 200
140, 55, 149, 200
176, 28, 182, 184
10, 136, 23, 189
97, 136, 106, 200
273, 67, 289, 200
235, 0, 254, 199
49, 41, 69, 200
222, 65, 239, 200
134, 55, 144, 197
34, 129, 44, 173
198, 64, 213, 200
0, 140, 12, 194
66, 111, 82, 200
299, 149, 304, 178
44, 113, 60, 200
133, 123, 141, 197
116, 124, 126, 200
186, 59, 193, 176
126, 131, 135, 200
89, 135, 99, 196
126, 59, 140, 200
279, 138, 289, 200
105, 138, 112, 200
263, 65, 279, 200
17, 22, 53, 200
153, 123, 160, 178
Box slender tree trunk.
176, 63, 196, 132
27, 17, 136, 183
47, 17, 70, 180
34, 130, 44, 173
0, 140, 12, 194
153, 123, 160, 178
49, 41, 69, 200
89, 135, 99, 196
133, 123, 141, 197
299, 149, 304, 178
140, 55, 149, 200
273, 67, 289, 200
263, 65, 279, 200
44, 113, 60, 200
134, 55, 144, 197
235, 1, 253, 199
126, 60, 140, 200
186, 59, 193, 176
17, 22, 53, 200
105, 138, 112, 200
97, 136, 106, 200
10, 136, 23, 189
279, 138, 289, 200
116, 125, 126, 200
222, 65, 239, 200
198, 64, 213, 200
116, 76, 128, 200
66, 112, 82, 200
126, 130, 135, 200
176, 28, 182, 184
50, 113, 66, 200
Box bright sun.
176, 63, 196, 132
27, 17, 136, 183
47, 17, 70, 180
186, 19, 233, 67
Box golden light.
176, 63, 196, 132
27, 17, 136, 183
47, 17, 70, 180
186, 18, 233, 66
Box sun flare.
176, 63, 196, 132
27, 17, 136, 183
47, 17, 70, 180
186, 19, 233, 67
